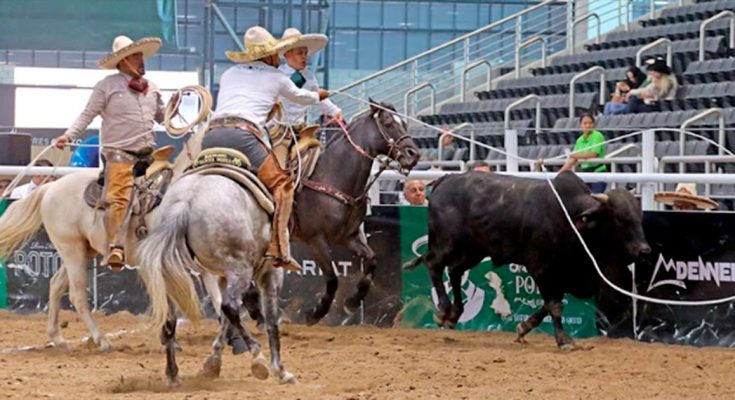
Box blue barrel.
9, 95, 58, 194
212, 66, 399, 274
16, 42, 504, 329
69, 136, 99, 167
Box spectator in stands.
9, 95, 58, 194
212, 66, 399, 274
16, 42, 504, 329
0, 178, 10, 196
402, 179, 428, 206
623, 58, 678, 114
560, 113, 607, 193
603, 65, 646, 116
470, 160, 492, 173
440, 129, 456, 160
9, 159, 55, 200
654, 183, 718, 211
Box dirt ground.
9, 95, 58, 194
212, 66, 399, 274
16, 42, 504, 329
0, 310, 734, 400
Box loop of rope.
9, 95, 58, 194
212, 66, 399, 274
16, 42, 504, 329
163, 85, 213, 138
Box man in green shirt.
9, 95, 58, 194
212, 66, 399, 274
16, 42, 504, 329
560, 113, 607, 193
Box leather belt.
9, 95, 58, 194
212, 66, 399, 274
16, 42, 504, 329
209, 117, 262, 137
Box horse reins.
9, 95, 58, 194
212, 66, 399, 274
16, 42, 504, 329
300, 112, 411, 207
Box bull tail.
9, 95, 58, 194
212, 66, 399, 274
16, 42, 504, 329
0, 184, 50, 260
137, 201, 202, 333
402, 254, 425, 270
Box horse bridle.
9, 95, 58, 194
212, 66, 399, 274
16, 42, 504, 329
300, 110, 414, 207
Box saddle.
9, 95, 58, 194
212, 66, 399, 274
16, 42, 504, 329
84, 145, 175, 238
270, 123, 323, 183
183, 147, 275, 215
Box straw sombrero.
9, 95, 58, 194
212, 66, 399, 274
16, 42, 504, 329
654, 183, 718, 210
97, 36, 162, 69
226, 26, 300, 63
280, 27, 328, 56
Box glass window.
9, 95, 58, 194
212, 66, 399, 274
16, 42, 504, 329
407, 32, 429, 58
332, 30, 358, 69
359, 1, 382, 29
382, 1, 406, 29
430, 3, 454, 30
358, 31, 381, 70
456, 3, 479, 30
333, 1, 358, 28
406, 3, 430, 30
382, 31, 406, 67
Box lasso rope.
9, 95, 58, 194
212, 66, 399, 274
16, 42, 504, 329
331, 89, 735, 307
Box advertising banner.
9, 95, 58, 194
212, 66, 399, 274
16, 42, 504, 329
398, 206, 599, 338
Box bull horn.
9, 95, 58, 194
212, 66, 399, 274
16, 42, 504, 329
591, 193, 609, 203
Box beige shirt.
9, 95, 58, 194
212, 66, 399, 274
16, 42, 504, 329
64, 72, 164, 152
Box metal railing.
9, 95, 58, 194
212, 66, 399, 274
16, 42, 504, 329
568, 66, 607, 117
700, 11, 735, 62
438, 123, 476, 162
571, 12, 601, 53
516, 36, 547, 78
404, 82, 436, 117
635, 37, 673, 67
461, 60, 492, 102
680, 109, 726, 172
504, 95, 541, 172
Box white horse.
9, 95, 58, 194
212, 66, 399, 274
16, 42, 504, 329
0, 129, 207, 351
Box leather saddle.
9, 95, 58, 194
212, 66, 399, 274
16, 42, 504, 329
289, 126, 322, 183
84, 146, 175, 216
183, 147, 275, 215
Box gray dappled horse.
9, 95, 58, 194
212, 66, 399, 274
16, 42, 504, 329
137, 100, 419, 385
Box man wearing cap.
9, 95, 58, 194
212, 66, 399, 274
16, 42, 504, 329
53, 35, 167, 269
202, 26, 329, 271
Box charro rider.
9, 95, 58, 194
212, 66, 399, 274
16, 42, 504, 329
54, 35, 169, 270
201, 26, 329, 271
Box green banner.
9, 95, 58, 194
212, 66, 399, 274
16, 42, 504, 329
0, 0, 177, 52
0, 198, 8, 309
399, 206, 598, 338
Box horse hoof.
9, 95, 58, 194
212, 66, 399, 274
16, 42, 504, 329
167, 376, 181, 388
99, 339, 113, 352
52, 339, 70, 350
174, 340, 183, 353
201, 355, 222, 379
514, 336, 528, 345
251, 356, 270, 380
279, 371, 298, 385
305, 308, 321, 326
432, 313, 446, 327
559, 343, 576, 352
343, 297, 361, 314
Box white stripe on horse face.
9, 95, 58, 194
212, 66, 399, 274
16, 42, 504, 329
392, 115, 403, 125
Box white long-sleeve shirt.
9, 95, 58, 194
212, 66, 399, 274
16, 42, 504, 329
213, 62, 320, 128
278, 64, 341, 124
9, 181, 38, 200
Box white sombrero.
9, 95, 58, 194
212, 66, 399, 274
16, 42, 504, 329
97, 36, 162, 69
280, 27, 328, 56
654, 183, 718, 210
226, 26, 300, 63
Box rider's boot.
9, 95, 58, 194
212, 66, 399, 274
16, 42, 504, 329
100, 159, 135, 271
256, 154, 301, 272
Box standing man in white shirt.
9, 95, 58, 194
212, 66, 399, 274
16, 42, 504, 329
8, 159, 55, 199
202, 26, 329, 271
52, 35, 167, 269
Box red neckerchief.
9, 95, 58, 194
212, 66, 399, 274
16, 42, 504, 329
128, 77, 149, 94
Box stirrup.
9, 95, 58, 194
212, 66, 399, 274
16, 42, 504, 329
102, 246, 126, 272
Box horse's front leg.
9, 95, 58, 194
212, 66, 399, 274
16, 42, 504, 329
343, 229, 376, 313
303, 235, 338, 325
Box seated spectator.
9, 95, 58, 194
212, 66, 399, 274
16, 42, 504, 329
560, 113, 607, 193
9, 159, 55, 200
0, 178, 10, 196
440, 130, 456, 161
469, 160, 492, 173
654, 183, 718, 211
623, 58, 677, 114
603, 65, 646, 116
401, 179, 428, 206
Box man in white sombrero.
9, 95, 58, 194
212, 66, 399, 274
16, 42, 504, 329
654, 183, 718, 211
202, 26, 329, 271
279, 27, 342, 126
53, 35, 168, 269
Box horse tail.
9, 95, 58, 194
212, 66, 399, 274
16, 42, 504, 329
0, 184, 49, 260
137, 201, 201, 333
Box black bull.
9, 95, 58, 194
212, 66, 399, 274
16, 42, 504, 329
404, 171, 651, 350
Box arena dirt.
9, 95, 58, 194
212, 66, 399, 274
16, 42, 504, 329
0, 310, 733, 399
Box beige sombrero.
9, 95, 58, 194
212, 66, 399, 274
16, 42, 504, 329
97, 36, 162, 69
280, 27, 328, 56
654, 183, 718, 210
226, 26, 300, 63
